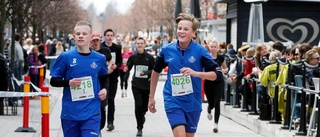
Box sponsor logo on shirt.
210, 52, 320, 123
90, 62, 97, 69
70, 58, 77, 67
70, 64, 77, 67
188, 56, 196, 63
72, 58, 77, 64
168, 58, 174, 61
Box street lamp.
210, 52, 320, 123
175, 0, 182, 38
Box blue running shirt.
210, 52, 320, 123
50, 49, 108, 120
154, 40, 222, 112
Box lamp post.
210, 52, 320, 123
190, 0, 201, 19
174, 0, 182, 38
190, 0, 201, 44
175, 0, 182, 19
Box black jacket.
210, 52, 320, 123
101, 42, 122, 82
0, 54, 8, 91
126, 51, 155, 90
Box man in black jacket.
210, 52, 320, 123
101, 29, 122, 131
124, 37, 155, 136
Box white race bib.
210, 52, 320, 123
170, 74, 193, 96
111, 52, 116, 64
135, 65, 148, 78
123, 58, 128, 65
70, 76, 95, 101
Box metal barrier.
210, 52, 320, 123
252, 59, 320, 136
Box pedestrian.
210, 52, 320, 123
8, 33, 24, 93
101, 29, 122, 131
203, 35, 228, 133
28, 46, 40, 95
48, 38, 57, 70
55, 41, 64, 56
50, 21, 108, 137
90, 31, 113, 134
38, 44, 48, 83
119, 44, 133, 98
123, 37, 155, 136
148, 13, 223, 137
23, 38, 34, 54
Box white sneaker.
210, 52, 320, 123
207, 113, 213, 121
213, 123, 218, 133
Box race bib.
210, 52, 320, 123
135, 65, 148, 78
111, 52, 116, 64
171, 74, 193, 96
123, 58, 128, 65
70, 76, 95, 101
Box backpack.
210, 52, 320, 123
236, 58, 242, 75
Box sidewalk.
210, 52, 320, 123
0, 77, 264, 137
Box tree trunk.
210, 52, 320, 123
32, 21, 37, 43
52, 25, 57, 39
38, 25, 43, 44
0, 0, 5, 53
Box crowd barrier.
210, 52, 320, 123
222, 54, 320, 137
1, 65, 51, 137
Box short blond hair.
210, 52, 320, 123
269, 50, 282, 61
204, 34, 217, 46
175, 13, 200, 31
74, 21, 92, 33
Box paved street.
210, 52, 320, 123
0, 72, 263, 137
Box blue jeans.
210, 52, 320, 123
256, 84, 265, 97
294, 103, 301, 120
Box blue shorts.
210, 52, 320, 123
166, 108, 201, 133
61, 117, 100, 137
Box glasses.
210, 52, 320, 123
311, 57, 320, 60
136, 43, 144, 45
294, 53, 299, 56
106, 35, 113, 37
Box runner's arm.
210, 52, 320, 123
50, 77, 69, 87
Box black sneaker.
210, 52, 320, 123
136, 130, 143, 136
106, 124, 114, 131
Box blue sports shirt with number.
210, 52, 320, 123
50, 49, 108, 120
154, 40, 222, 112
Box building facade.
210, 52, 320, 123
217, 0, 320, 49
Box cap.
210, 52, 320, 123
91, 32, 101, 40
238, 45, 249, 52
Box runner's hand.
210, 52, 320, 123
148, 99, 157, 113
180, 67, 196, 76
111, 64, 117, 70
123, 66, 128, 72
98, 88, 107, 100
69, 78, 82, 87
